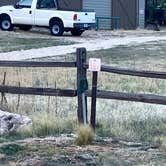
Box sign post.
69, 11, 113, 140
89, 58, 101, 130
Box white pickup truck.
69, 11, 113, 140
0, 0, 96, 36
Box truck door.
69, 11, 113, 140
35, 0, 58, 26
12, 0, 33, 25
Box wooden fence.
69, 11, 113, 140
0, 48, 166, 130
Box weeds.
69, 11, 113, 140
0, 41, 166, 148
75, 125, 94, 146
31, 112, 77, 137
0, 144, 24, 156
0, 112, 77, 142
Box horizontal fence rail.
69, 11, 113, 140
86, 90, 166, 105
84, 64, 166, 79
0, 85, 77, 97
0, 48, 166, 129
0, 61, 76, 68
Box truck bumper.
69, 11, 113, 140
73, 23, 96, 30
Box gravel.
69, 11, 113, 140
0, 29, 166, 60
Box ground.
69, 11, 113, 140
0, 135, 166, 166
0, 28, 166, 165
1, 28, 166, 60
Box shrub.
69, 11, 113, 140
75, 125, 95, 146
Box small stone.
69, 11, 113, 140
76, 154, 93, 161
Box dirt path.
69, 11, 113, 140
0, 135, 165, 166
0, 29, 166, 60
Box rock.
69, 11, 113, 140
0, 109, 32, 135
76, 153, 93, 161
119, 141, 143, 147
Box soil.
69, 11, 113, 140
0, 135, 165, 166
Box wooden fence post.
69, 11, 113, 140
88, 58, 101, 130
90, 71, 98, 130
76, 48, 88, 124
1, 72, 6, 105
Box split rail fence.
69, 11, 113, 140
0, 48, 166, 130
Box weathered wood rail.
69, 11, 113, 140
86, 90, 166, 105
0, 48, 166, 130
84, 63, 166, 106
84, 63, 166, 79
0, 61, 76, 68
0, 85, 76, 97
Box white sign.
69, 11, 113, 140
88, 58, 101, 72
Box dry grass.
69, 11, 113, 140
0, 31, 73, 52
0, 40, 166, 149
86, 41, 166, 148
75, 125, 94, 146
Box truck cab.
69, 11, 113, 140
0, 0, 96, 36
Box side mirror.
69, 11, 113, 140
14, 3, 19, 9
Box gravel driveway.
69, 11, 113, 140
0, 29, 166, 60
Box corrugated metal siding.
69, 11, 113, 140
139, 0, 145, 28
83, 0, 112, 29
112, 0, 137, 29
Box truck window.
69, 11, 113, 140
17, 0, 32, 8
37, 0, 57, 9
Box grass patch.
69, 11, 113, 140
75, 125, 94, 146
87, 41, 166, 71
0, 112, 77, 143
0, 32, 74, 52
31, 112, 77, 137
86, 41, 166, 147
0, 40, 166, 148
96, 117, 166, 145
0, 144, 24, 156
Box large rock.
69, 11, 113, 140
0, 109, 32, 135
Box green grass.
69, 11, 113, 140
0, 144, 24, 156
86, 41, 166, 71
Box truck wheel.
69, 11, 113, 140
71, 29, 84, 36
19, 25, 32, 31
0, 16, 13, 31
50, 22, 64, 36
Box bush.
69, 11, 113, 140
75, 125, 95, 146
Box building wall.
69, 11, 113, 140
138, 0, 146, 28
83, 0, 112, 29
83, 0, 144, 30
112, 0, 137, 29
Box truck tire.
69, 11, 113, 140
71, 29, 84, 36
19, 25, 32, 31
50, 21, 64, 36
0, 16, 13, 31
